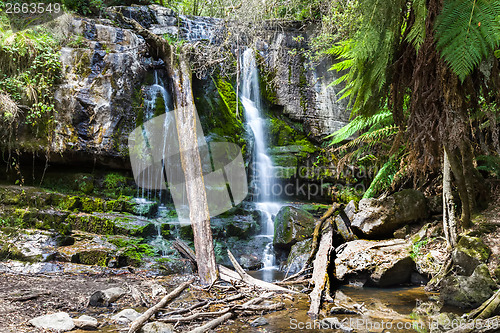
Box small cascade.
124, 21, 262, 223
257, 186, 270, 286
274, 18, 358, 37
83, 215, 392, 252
241, 48, 282, 277
136, 70, 173, 256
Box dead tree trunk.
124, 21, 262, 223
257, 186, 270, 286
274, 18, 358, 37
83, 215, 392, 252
113, 10, 218, 285
443, 148, 458, 248
308, 228, 333, 319
169, 55, 219, 285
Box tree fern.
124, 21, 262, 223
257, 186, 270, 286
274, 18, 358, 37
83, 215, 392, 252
406, 0, 427, 51
327, 109, 393, 145
363, 153, 400, 198
435, 0, 500, 81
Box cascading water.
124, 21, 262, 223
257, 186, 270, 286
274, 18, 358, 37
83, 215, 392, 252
137, 70, 173, 256
241, 48, 282, 277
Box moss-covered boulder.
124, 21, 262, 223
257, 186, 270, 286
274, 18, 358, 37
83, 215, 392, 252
456, 235, 491, 262
66, 213, 155, 237
57, 235, 117, 267
441, 264, 497, 308
281, 238, 312, 275
273, 206, 315, 249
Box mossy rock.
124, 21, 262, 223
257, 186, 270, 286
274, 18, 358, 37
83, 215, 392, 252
441, 264, 497, 308
58, 195, 82, 211
457, 235, 491, 262
67, 213, 155, 237
80, 197, 105, 213
0, 240, 30, 262
66, 213, 116, 235
72, 250, 110, 266
273, 206, 315, 249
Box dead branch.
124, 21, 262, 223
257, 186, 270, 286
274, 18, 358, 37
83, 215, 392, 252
4, 291, 51, 302
127, 278, 194, 333
161, 300, 209, 317
187, 292, 274, 333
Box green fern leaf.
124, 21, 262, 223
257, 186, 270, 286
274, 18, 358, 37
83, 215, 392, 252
435, 0, 500, 81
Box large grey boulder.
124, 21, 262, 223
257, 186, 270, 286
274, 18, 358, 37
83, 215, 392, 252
441, 264, 497, 308
351, 189, 428, 237
89, 287, 126, 307
29, 312, 75, 332
273, 206, 315, 249
335, 239, 414, 287
111, 308, 141, 324
73, 315, 98, 330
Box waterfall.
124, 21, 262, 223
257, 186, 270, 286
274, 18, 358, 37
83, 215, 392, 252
138, 70, 172, 256
241, 48, 282, 274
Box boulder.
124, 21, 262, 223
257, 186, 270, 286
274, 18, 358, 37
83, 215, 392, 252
456, 235, 491, 262
281, 238, 312, 275
89, 287, 126, 307
239, 254, 262, 270
29, 312, 75, 332
335, 239, 414, 287
57, 236, 117, 266
73, 315, 98, 330
111, 308, 141, 324
250, 317, 269, 327
441, 264, 497, 308
351, 189, 428, 237
452, 249, 481, 276
141, 321, 175, 333
273, 206, 315, 249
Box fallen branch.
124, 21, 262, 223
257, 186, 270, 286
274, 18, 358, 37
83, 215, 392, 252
161, 300, 209, 317
227, 250, 298, 294
4, 291, 51, 302
187, 292, 274, 333
127, 278, 194, 333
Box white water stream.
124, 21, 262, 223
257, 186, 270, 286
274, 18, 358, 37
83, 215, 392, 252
241, 49, 282, 274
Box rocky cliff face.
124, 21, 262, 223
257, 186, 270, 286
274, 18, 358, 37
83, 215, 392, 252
11, 6, 349, 181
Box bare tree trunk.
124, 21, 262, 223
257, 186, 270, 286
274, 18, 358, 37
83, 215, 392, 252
445, 145, 471, 228
443, 148, 458, 247
169, 55, 219, 285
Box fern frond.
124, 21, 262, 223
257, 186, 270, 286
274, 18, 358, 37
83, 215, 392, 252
435, 0, 500, 81
406, 0, 427, 51
328, 110, 393, 145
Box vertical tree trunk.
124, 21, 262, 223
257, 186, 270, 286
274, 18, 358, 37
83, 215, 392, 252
443, 148, 458, 247
169, 54, 219, 285
445, 145, 471, 228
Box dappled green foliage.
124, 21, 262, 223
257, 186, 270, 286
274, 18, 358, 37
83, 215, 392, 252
0, 16, 61, 146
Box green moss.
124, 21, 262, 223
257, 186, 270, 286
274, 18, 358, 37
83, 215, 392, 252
74, 51, 92, 77
58, 195, 81, 211
75, 250, 109, 266
107, 236, 157, 265
0, 241, 29, 261
154, 91, 166, 116
256, 54, 278, 104
67, 214, 115, 235
81, 197, 105, 213
457, 235, 491, 262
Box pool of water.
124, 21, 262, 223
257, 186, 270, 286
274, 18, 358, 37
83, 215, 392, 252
218, 285, 458, 333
